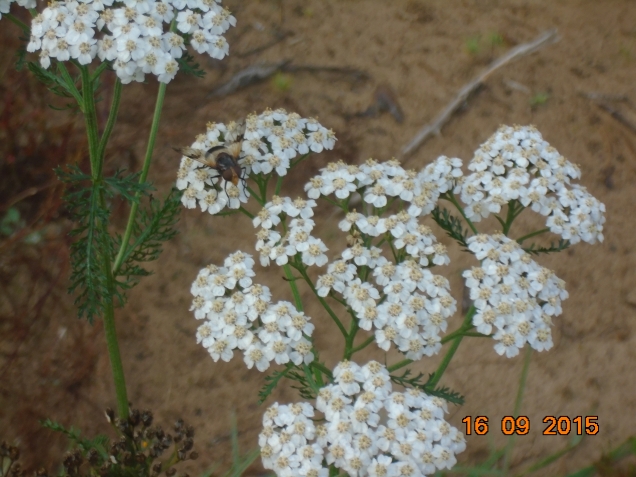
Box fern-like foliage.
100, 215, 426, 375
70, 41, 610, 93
425, 385, 465, 406
115, 187, 182, 296
15, 35, 29, 72
259, 363, 295, 404
58, 166, 114, 323
523, 238, 570, 255
258, 362, 321, 404
390, 369, 465, 405
176, 51, 205, 78
103, 169, 150, 202
431, 206, 469, 249
41, 419, 110, 458
288, 367, 318, 401
58, 165, 180, 323
27, 61, 82, 109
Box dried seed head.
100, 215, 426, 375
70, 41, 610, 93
141, 410, 153, 427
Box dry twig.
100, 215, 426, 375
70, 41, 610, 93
583, 92, 636, 134
401, 29, 559, 158
208, 60, 291, 97
237, 30, 293, 58
281, 63, 369, 82
209, 61, 369, 98
351, 84, 404, 123
593, 103, 636, 134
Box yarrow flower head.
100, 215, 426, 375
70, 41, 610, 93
305, 156, 463, 219
461, 125, 605, 244
463, 233, 568, 357
26, 0, 236, 83
190, 251, 315, 372
176, 109, 336, 214
259, 360, 466, 477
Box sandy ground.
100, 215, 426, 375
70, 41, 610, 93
2, 0, 636, 475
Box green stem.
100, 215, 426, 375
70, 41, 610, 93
284, 263, 303, 312
428, 306, 476, 388
502, 345, 532, 472
502, 200, 518, 235
257, 175, 269, 205
295, 264, 348, 338
427, 334, 462, 388
513, 345, 532, 416
274, 174, 284, 196
238, 206, 255, 219
349, 334, 375, 354
445, 191, 478, 235
388, 359, 412, 373
440, 322, 475, 344
320, 195, 347, 212
80, 66, 100, 174
90, 62, 109, 83
80, 67, 129, 418
246, 184, 265, 206
5, 13, 29, 32
516, 227, 550, 245
461, 331, 490, 338
290, 153, 310, 169
343, 311, 360, 360
512, 201, 526, 221
311, 361, 333, 381
59, 63, 84, 110
112, 81, 167, 276
102, 251, 129, 418
96, 78, 122, 173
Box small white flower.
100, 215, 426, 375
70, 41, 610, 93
301, 237, 329, 267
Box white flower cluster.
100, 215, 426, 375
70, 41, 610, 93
240, 110, 337, 174
254, 196, 329, 268
463, 233, 568, 357
250, 157, 459, 359
178, 119, 250, 213
260, 360, 466, 477
317, 250, 456, 360
191, 251, 315, 371
0, 0, 36, 19
305, 156, 462, 217
293, 159, 457, 359
251, 158, 458, 360
177, 109, 336, 214
460, 125, 605, 244
26, 0, 235, 83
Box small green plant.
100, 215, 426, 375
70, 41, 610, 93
272, 72, 292, 92
530, 92, 550, 107
0, 208, 21, 237
465, 31, 505, 55
465, 36, 481, 55
487, 31, 505, 47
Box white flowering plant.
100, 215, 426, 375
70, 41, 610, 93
11, 0, 235, 83
1, 0, 240, 469
2, 1, 610, 473
178, 117, 605, 476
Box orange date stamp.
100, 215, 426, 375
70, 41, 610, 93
461, 416, 599, 436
